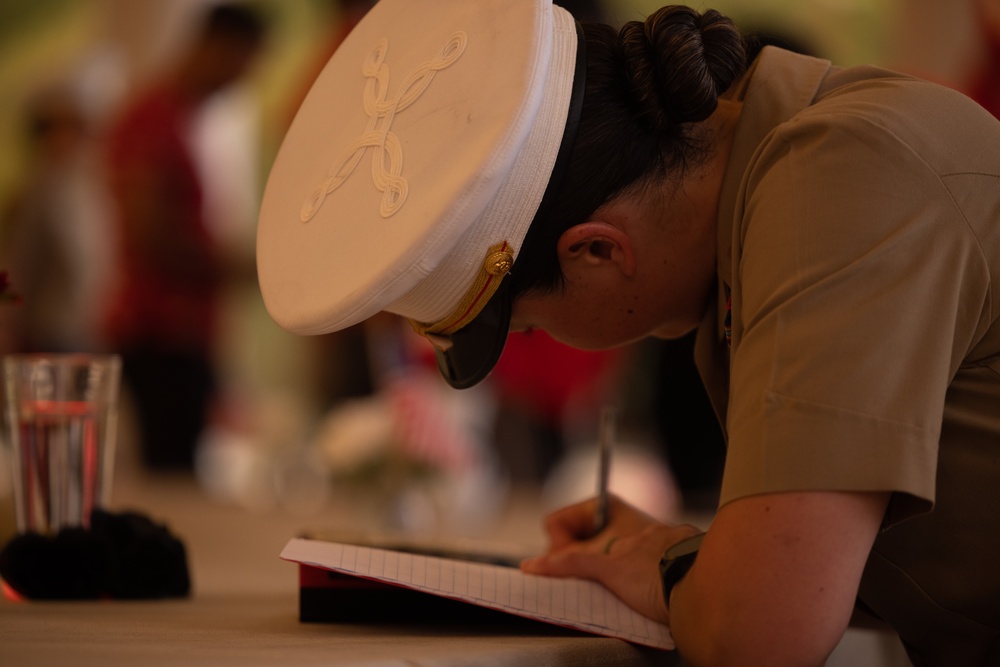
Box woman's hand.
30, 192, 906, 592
520, 495, 700, 624
522, 490, 890, 665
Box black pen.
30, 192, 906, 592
593, 405, 616, 535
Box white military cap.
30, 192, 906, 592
257, 0, 584, 387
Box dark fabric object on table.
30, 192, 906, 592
0, 509, 190, 600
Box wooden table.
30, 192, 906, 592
0, 470, 676, 667
0, 456, 909, 667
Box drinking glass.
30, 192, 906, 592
3, 354, 121, 535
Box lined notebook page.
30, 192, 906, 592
281, 537, 674, 650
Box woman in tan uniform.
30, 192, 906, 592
515, 8, 1000, 665
257, 1, 1000, 664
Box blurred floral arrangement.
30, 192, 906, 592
310, 371, 504, 532
317, 375, 475, 481
0, 271, 22, 304
195, 368, 506, 534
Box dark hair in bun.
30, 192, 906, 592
511, 5, 747, 298
622, 6, 747, 128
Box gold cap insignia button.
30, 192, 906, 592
485, 249, 514, 276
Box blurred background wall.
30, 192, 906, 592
0, 0, 988, 243
610, 0, 983, 79
0, 0, 987, 295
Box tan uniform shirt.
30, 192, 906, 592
695, 47, 1000, 665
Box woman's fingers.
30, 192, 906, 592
542, 494, 661, 550
543, 498, 603, 549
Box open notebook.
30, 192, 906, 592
280, 537, 674, 650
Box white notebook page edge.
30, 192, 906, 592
280, 537, 674, 650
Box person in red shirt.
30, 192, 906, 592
104, 4, 266, 469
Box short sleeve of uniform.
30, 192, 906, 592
720, 94, 991, 521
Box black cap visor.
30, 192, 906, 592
432, 277, 513, 389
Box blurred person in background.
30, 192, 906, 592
103, 3, 266, 471
0, 85, 114, 355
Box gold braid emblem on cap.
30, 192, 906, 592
410, 241, 514, 337
301, 32, 468, 222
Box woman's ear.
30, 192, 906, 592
557, 221, 636, 276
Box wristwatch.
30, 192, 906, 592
659, 533, 705, 609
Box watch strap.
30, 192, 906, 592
659, 533, 705, 609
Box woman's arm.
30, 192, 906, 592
522, 490, 888, 666
671, 490, 888, 666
